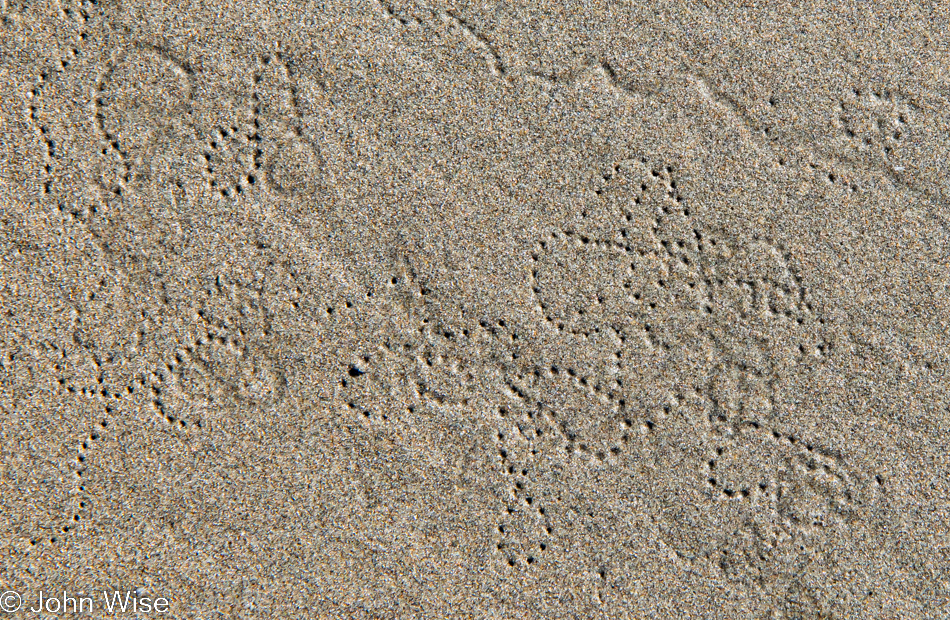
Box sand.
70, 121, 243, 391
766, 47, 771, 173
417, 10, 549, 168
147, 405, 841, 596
1, 1, 949, 618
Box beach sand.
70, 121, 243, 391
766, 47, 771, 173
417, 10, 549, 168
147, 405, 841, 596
1, 1, 949, 617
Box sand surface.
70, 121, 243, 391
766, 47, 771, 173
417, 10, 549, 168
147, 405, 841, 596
1, 1, 949, 618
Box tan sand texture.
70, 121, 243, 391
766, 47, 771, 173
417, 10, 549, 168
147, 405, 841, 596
1, 1, 949, 618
